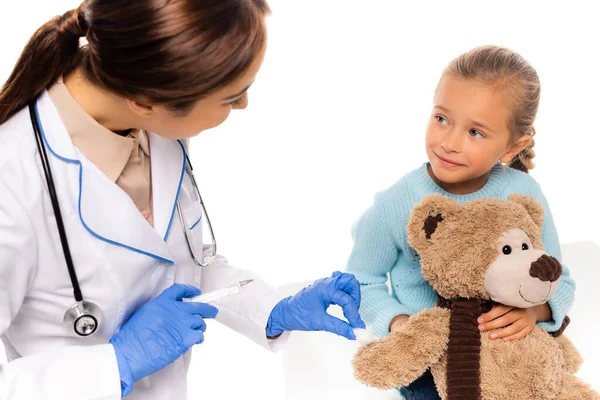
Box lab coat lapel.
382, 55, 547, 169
37, 92, 174, 263
78, 159, 174, 263
148, 133, 186, 242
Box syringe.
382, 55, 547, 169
183, 279, 254, 303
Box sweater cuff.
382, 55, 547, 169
369, 302, 412, 339
537, 294, 570, 332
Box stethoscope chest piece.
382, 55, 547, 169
63, 301, 104, 337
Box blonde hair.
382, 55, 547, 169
443, 45, 540, 173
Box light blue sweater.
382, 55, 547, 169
346, 162, 575, 339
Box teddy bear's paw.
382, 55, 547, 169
556, 374, 600, 400
555, 335, 583, 374
351, 335, 426, 389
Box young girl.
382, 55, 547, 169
345, 45, 575, 400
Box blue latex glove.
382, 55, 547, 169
109, 284, 218, 397
266, 271, 366, 340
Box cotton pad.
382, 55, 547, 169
353, 328, 376, 345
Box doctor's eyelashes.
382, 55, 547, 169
228, 92, 248, 107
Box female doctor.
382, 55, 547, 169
0, 1, 366, 399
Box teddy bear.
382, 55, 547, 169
352, 194, 598, 400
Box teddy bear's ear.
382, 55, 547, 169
507, 194, 544, 229
406, 194, 461, 253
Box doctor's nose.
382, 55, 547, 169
441, 128, 463, 153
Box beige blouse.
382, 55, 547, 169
48, 80, 154, 226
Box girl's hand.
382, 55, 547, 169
389, 314, 410, 333
477, 303, 551, 341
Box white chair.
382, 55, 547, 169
280, 242, 600, 399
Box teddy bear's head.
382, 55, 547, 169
406, 194, 561, 307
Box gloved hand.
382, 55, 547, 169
109, 284, 218, 397
266, 271, 366, 340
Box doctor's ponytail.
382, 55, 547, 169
1, 0, 270, 125
0, 6, 88, 124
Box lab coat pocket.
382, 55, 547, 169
182, 200, 203, 260
178, 172, 202, 229
177, 174, 204, 283
178, 169, 201, 225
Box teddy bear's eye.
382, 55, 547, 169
522, 243, 529, 250
502, 245, 512, 255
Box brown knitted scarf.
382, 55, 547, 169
437, 297, 493, 400
437, 297, 570, 400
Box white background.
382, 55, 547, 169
1, 1, 598, 399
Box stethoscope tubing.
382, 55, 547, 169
29, 101, 84, 303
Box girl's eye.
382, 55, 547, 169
436, 115, 448, 125
469, 128, 485, 138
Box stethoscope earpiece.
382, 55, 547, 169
203, 256, 215, 266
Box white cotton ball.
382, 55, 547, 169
353, 328, 376, 346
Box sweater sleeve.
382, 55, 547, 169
345, 195, 408, 338
529, 182, 576, 332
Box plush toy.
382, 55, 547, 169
352, 194, 598, 400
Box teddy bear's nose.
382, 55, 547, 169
529, 254, 562, 282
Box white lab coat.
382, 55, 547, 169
0, 92, 288, 400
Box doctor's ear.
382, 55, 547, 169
127, 99, 157, 118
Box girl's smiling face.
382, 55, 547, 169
425, 75, 531, 194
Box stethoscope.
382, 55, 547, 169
28, 100, 217, 338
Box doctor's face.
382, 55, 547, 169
139, 44, 267, 139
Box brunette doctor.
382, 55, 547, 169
0, 1, 366, 399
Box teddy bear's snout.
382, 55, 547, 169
529, 254, 562, 282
